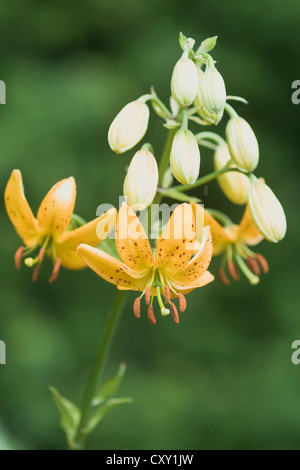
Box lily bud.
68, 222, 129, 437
170, 129, 200, 185
248, 179, 287, 243
214, 144, 250, 205
123, 149, 158, 211
171, 58, 199, 108
194, 70, 223, 125
200, 64, 226, 115
108, 101, 149, 154
226, 117, 259, 172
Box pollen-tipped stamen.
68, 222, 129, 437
164, 285, 171, 304
147, 305, 156, 325
227, 260, 240, 282
133, 297, 141, 319
48, 258, 62, 284
247, 256, 261, 276
217, 267, 230, 285
14, 246, 25, 269
145, 286, 151, 305
170, 302, 179, 324
32, 248, 45, 282
255, 253, 269, 274
178, 293, 187, 312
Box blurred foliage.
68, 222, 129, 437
0, 0, 299, 450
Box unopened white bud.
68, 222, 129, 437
194, 70, 223, 125
226, 116, 259, 172
248, 179, 287, 243
170, 129, 200, 185
171, 58, 199, 108
123, 149, 158, 211
214, 144, 250, 205
200, 64, 226, 114
108, 101, 149, 154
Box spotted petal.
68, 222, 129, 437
55, 208, 117, 270
193, 204, 232, 255
37, 177, 76, 239
115, 203, 154, 272
155, 203, 196, 270
165, 226, 213, 284
77, 243, 150, 291
170, 271, 214, 295
4, 170, 40, 246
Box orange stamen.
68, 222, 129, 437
164, 285, 171, 304
178, 293, 186, 312
170, 302, 179, 324
133, 297, 141, 319
14, 246, 25, 269
217, 267, 230, 285
145, 286, 151, 305
32, 248, 45, 282
256, 253, 269, 274
48, 258, 62, 284
147, 305, 156, 325
227, 260, 240, 282
247, 257, 260, 276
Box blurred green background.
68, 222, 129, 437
0, 0, 299, 450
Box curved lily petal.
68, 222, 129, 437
155, 203, 196, 270
37, 177, 76, 238
55, 208, 117, 270
116, 203, 154, 271
193, 204, 232, 255
4, 170, 40, 246
77, 243, 150, 290
170, 271, 214, 295
166, 226, 213, 283
239, 206, 264, 246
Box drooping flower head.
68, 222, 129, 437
194, 204, 267, 285
78, 203, 214, 324
5, 170, 116, 282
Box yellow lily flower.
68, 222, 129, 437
194, 204, 268, 285
5, 170, 116, 282
78, 202, 214, 324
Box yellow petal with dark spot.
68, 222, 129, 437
4, 169, 40, 246
116, 203, 154, 271
77, 243, 150, 290
37, 177, 76, 238
155, 203, 196, 270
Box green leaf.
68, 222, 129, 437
197, 36, 218, 54
49, 386, 81, 448
92, 363, 127, 406
84, 397, 133, 435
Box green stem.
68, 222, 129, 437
195, 131, 226, 147
73, 290, 128, 450
173, 166, 248, 192
158, 129, 177, 186
225, 103, 238, 118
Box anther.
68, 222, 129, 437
164, 285, 171, 304
217, 267, 230, 286
145, 286, 151, 305
14, 246, 25, 269
256, 253, 269, 274
170, 302, 179, 324
178, 293, 186, 312
133, 297, 141, 319
227, 260, 240, 282
147, 305, 156, 325
247, 257, 260, 276
48, 258, 62, 284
